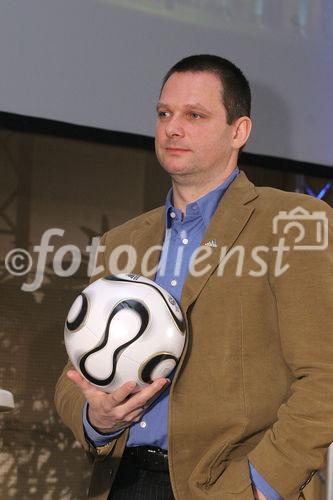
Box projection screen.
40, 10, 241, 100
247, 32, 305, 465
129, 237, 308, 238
0, 0, 332, 166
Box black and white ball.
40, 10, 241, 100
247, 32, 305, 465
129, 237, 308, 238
64, 274, 186, 392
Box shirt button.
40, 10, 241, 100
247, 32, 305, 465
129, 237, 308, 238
182, 238, 189, 245
171, 279, 177, 287
170, 212, 176, 219
140, 421, 147, 428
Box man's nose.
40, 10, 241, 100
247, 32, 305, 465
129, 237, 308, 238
165, 117, 185, 138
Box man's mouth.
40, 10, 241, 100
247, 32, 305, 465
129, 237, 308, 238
165, 147, 190, 153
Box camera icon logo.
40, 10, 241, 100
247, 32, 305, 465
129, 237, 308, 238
272, 206, 328, 251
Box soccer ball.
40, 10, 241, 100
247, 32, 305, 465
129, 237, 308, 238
64, 274, 187, 392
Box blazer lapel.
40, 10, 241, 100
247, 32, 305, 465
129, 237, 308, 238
181, 172, 258, 312
125, 172, 258, 313
129, 208, 166, 277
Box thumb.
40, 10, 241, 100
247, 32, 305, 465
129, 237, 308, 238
67, 369, 103, 400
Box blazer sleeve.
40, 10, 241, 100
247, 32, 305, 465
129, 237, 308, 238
248, 197, 333, 499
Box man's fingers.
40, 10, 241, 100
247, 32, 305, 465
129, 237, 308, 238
109, 381, 138, 406
253, 488, 268, 500
67, 370, 169, 416
120, 378, 170, 414
67, 371, 140, 408
66, 369, 102, 398
128, 407, 146, 423
67, 369, 87, 387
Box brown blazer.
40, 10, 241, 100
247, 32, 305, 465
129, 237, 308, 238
55, 171, 333, 499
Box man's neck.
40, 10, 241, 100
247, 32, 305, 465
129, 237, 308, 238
171, 167, 237, 214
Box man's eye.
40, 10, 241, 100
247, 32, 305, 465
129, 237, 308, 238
190, 112, 202, 119
158, 111, 169, 118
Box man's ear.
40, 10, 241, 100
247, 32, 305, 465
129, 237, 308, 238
232, 116, 252, 150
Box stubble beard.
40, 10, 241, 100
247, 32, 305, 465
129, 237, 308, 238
159, 155, 203, 188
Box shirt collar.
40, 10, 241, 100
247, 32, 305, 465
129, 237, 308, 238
165, 167, 239, 228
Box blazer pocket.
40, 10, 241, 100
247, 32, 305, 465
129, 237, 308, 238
189, 442, 252, 496
189, 440, 232, 490
214, 457, 252, 494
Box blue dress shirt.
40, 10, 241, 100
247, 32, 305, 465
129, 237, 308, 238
83, 167, 281, 500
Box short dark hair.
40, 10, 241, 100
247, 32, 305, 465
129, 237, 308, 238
160, 54, 251, 125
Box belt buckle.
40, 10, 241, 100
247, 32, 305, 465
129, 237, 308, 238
140, 446, 168, 472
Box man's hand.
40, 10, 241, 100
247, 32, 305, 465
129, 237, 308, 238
253, 487, 268, 500
67, 369, 170, 433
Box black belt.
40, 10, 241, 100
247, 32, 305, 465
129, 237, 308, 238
123, 446, 169, 473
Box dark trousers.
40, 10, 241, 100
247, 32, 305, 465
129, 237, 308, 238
108, 451, 175, 500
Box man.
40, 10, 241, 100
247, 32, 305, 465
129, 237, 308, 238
55, 55, 333, 500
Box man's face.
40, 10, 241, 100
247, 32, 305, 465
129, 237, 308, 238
155, 71, 236, 183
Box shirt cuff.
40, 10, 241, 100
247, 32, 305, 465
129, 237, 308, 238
82, 401, 123, 447
249, 463, 282, 500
